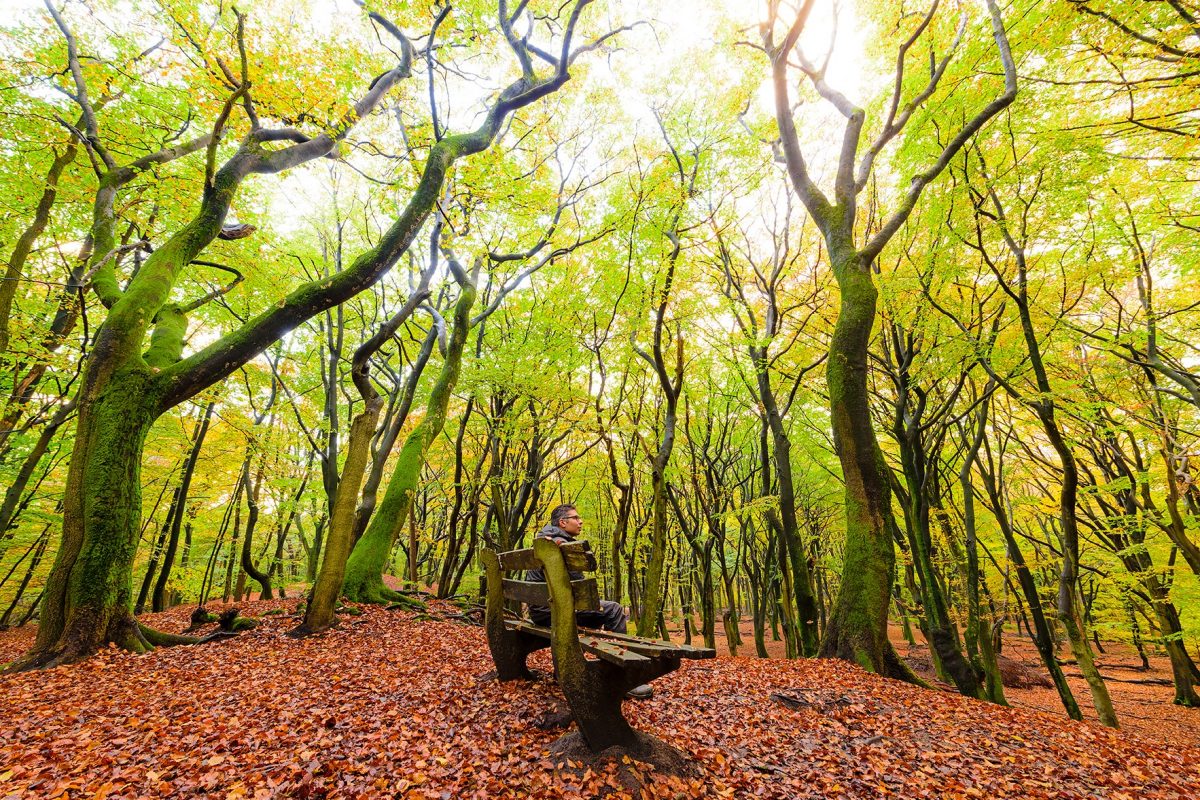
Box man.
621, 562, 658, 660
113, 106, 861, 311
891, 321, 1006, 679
526, 503, 653, 699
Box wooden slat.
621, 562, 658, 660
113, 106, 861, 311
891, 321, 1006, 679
585, 636, 699, 659
505, 619, 552, 638
581, 628, 716, 659
500, 579, 548, 605
501, 577, 601, 611
504, 619, 708, 662
497, 541, 597, 572
578, 634, 651, 666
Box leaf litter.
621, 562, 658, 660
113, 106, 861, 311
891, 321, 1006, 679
0, 600, 1197, 799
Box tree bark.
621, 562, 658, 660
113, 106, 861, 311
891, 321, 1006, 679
342, 267, 477, 603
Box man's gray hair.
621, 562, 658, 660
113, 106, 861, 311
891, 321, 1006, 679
549, 503, 577, 527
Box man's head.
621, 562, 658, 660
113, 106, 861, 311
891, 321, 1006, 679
550, 503, 583, 536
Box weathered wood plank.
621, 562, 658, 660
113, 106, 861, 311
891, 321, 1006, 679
505, 619, 552, 639
582, 628, 716, 659
501, 577, 600, 611
503, 619, 712, 660
578, 634, 651, 666
497, 541, 597, 572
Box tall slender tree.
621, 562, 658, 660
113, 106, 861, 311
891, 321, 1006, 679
762, 0, 1016, 675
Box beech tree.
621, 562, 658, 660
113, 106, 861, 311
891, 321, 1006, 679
11, 0, 604, 668
762, 0, 1016, 676
1, 0, 1197, 708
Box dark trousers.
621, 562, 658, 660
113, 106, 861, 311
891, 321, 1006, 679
530, 600, 627, 634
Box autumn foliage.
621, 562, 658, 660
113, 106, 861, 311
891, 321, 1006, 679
1, 602, 1197, 799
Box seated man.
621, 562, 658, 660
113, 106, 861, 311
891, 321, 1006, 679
525, 503, 652, 699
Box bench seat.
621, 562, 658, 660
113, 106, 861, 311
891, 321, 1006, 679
482, 538, 716, 751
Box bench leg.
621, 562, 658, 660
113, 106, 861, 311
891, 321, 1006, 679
488, 630, 544, 681
560, 663, 639, 750
558, 657, 683, 751
571, 694, 637, 751
483, 549, 544, 680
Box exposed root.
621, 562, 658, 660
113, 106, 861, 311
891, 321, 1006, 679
344, 578, 427, 610
819, 625, 932, 689
385, 593, 427, 612
883, 642, 932, 688
138, 623, 201, 648
5, 647, 66, 672
218, 609, 258, 632
5, 606, 228, 672
184, 607, 219, 632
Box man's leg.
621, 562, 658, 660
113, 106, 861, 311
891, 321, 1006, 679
599, 600, 627, 634
576, 601, 627, 634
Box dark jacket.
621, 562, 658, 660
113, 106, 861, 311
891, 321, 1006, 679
525, 524, 582, 620
524, 524, 584, 584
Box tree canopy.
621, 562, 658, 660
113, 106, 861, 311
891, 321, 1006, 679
1, 0, 1199, 728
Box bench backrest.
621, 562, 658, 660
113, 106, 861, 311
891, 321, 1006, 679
482, 540, 601, 613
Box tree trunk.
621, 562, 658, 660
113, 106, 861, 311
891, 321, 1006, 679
978, 445, 1082, 720
343, 270, 477, 603
151, 401, 215, 611
818, 254, 911, 679
0, 143, 78, 355
294, 396, 383, 634
239, 456, 273, 600
1039, 410, 1118, 728
0, 400, 76, 538
0, 526, 51, 627
959, 406, 1006, 704
12, 368, 164, 668
757, 360, 820, 655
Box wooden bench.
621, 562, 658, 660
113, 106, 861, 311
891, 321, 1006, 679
482, 537, 715, 751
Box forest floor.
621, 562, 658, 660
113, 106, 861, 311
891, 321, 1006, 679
0, 601, 1197, 799
683, 619, 1200, 750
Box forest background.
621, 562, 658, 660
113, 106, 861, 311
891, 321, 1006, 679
1, 0, 1199, 731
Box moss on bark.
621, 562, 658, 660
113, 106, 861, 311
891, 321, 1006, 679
817, 254, 915, 682
342, 275, 477, 603
292, 398, 383, 636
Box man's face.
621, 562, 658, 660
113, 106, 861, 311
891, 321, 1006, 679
558, 509, 583, 536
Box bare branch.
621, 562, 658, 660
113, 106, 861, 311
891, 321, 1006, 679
861, 0, 1017, 263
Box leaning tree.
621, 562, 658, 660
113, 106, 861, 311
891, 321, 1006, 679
11, 0, 607, 669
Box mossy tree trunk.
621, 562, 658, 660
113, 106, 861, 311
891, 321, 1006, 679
1073, 412, 1200, 707
23, 368, 163, 665
764, 0, 1015, 677
293, 247, 435, 635
883, 324, 983, 698
342, 262, 478, 604
11, 1, 597, 670
818, 251, 908, 672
